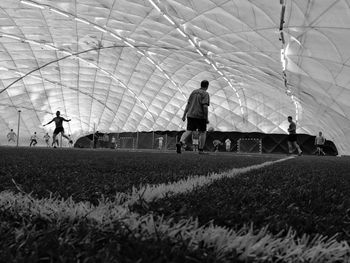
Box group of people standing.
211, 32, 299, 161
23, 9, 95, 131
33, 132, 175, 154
177, 79, 327, 155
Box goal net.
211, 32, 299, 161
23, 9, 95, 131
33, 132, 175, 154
118, 137, 135, 149
237, 138, 262, 154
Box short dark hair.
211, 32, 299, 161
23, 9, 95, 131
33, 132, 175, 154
201, 80, 209, 88
288, 116, 292, 119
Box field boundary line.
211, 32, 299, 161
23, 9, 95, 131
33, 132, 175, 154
122, 156, 295, 206
1, 187, 349, 263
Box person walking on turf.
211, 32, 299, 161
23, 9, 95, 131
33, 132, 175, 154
287, 116, 302, 156
43, 111, 73, 148
314, 131, 326, 156
176, 80, 210, 154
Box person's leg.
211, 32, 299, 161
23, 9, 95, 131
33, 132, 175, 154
61, 132, 70, 141
179, 131, 192, 145
288, 141, 293, 154
293, 142, 302, 155
52, 133, 58, 147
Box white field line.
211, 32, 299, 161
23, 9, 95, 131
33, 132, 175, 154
121, 156, 295, 206
0, 190, 349, 262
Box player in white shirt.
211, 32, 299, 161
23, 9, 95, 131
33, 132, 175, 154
7, 129, 17, 144
30, 132, 38, 147
314, 131, 326, 156
43, 133, 50, 147
192, 130, 199, 152
225, 138, 231, 152
157, 136, 164, 150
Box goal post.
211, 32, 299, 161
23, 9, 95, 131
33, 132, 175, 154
237, 138, 262, 154
118, 137, 136, 149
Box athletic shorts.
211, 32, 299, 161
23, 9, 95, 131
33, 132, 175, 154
54, 127, 64, 135
187, 117, 207, 132
287, 134, 297, 142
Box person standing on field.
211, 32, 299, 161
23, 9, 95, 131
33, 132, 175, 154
7, 129, 17, 144
287, 116, 302, 156
314, 131, 326, 156
43, 111, 72, 148
225, 138, 231, 152
43, 132, 51, 147
176, 80, 210, 154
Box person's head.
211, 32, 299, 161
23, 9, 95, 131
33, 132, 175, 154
10, 129, 13, 132
34, 132, 36, 134
319, 131, 322, 136
287, 116, 292, 123
56, 111, 60, 117
200, 80, 209, 90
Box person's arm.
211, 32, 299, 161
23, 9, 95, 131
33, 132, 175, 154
203, 104, 209, 123
202, 93, 209, 123
62, 118, 71, 122
182, 103, 189, 121
43, 119, 54, 126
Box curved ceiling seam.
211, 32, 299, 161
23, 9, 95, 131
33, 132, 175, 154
41, 12, 73, 135
15, 1, 160, 115
0, 79, 33, 136
86, 39, 102, 131
31, 0, 188, 100
95, 0, 119, 129
162, 0, 282, 110
0, 41, 44, 128
72, 0, 84, 134
119, 55, 179, 131
287, 56, 348, 119
16, 0, 185, 124
1, 8, 56, 119
147, 0, 246, 118
0, 42, 138, 126
279, 0, 301, 122
283, 1, 349, 120
140, 10, 243, 128
204, 0, 301, 123
0, 65, 120, 118
0, 34, 156, 123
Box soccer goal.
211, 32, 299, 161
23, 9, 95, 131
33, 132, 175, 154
119, 137, 136, 149
237, 138, 262, 154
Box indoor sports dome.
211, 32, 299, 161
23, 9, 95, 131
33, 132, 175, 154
0, 0, 349, 154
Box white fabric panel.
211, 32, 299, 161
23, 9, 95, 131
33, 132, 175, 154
0, 0, 349, 153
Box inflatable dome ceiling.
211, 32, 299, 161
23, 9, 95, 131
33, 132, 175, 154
0, 0, 349, 154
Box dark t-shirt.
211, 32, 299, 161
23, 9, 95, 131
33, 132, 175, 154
186, 88, 210, 119
53, 117, 64, 128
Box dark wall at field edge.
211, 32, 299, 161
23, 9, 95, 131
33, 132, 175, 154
75, 131, 338, 156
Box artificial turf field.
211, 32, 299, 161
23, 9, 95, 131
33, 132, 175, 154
0, 147, 349, 262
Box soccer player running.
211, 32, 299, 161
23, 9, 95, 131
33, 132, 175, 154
176, 80, 210, 154
7, 129, 17, 145
287, 116, 302, 156
30, 132, 38, 147
43, 111, 72, 148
